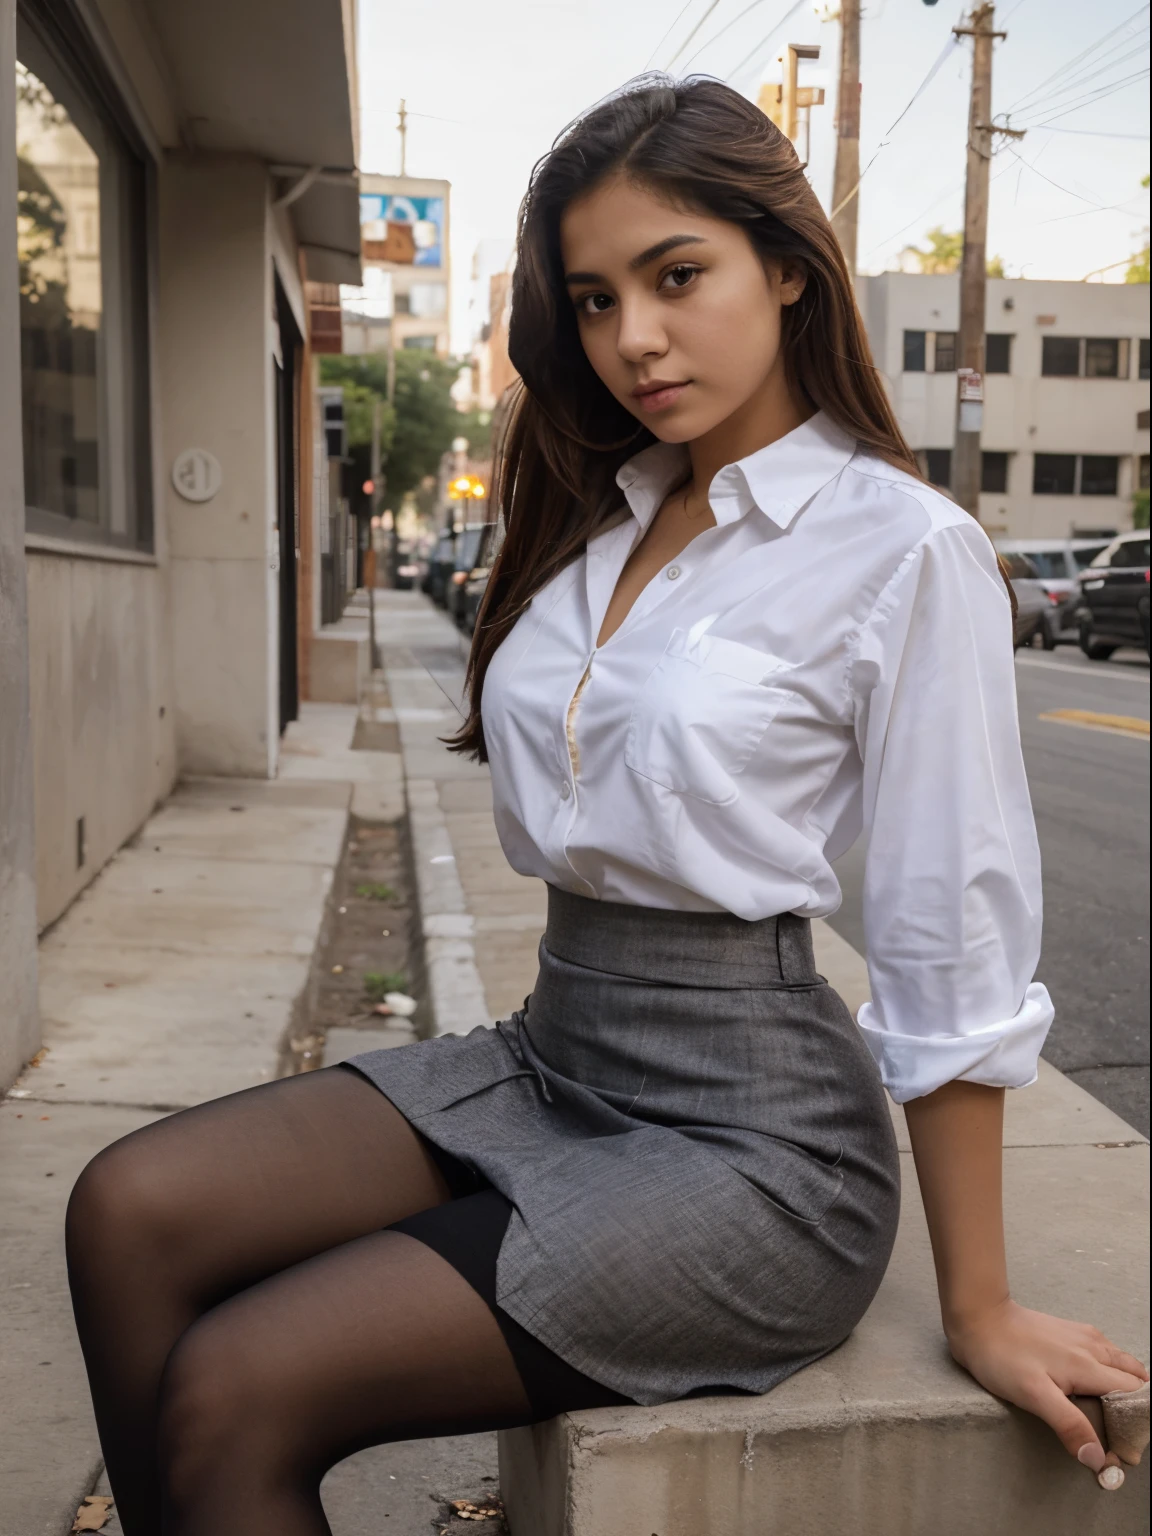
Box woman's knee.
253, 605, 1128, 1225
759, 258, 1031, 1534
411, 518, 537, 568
66, 1124, 193, 1277
156, 1310, 313, 1499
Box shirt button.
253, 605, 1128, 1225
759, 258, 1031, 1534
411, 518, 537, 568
560, 782, 571, 801
667, 565, 681, 580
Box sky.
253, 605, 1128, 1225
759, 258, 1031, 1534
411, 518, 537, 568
356, 0, 1151, 352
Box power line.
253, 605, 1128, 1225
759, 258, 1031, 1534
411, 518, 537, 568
724, 0, 807, 83
1017, 66, 1150, 128
1008, 35, 1149, 121
1003, 3, 1148, 114
682, 0, 771, 71
1034, 125, 1149, 139
644, 0, 698, 70
1002, 143, 1136, 212
828, 34, 961, 222
666, 0, 725, 69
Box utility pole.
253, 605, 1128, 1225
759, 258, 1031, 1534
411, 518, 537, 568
368, 397, 382, 669
397, 99, 408, 177
830, 0, 861, 278
951, 4, 1022, 520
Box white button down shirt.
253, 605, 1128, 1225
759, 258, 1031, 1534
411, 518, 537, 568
482, 412, 1053, 1103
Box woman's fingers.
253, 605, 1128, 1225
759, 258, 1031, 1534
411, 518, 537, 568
1097, 1345, 1149, 1383
1074, 1359, 1149, 1398
1019, 1375, 1116, 1472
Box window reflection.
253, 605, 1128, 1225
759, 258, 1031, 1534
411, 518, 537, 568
16, 61, 101, 525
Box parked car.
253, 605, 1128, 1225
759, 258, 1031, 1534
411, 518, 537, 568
995, 538, 1111, 647
999, 552, 1051, 650
422, 529, 457, 607
391, 539, 425, 592
461, 568, 490, 636
1073, 530, 1151, 660
447, 522, 491, 627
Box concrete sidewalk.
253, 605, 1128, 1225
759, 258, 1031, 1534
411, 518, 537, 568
371, 590, 1149, 1536
0, 693, 475, 1536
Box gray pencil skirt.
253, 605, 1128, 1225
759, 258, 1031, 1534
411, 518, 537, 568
346, 886, 901, 1407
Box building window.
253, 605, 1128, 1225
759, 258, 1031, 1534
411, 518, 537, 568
401, 335, 437, 351
1079, 455, 1119, 496
1139, 453, 1150, 491
409, 281, 447, 319
1084, 338, 1125, 378
903, 330, 926, 372
932, 332, 957, 373
1041, 335, 1130, 379
1139, 338, 1149, 381
1033, 454, 1121, 496
392, 292, 411, 315
922, 449, 952, 489
16, 6, 151, 550
985, 333, 1013, 374
1033, 453, 1077, 495
981, 452, 1010, 494
1041, 337, 1081, 377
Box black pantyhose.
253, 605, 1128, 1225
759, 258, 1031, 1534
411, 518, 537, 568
65, 1067, 534, 1536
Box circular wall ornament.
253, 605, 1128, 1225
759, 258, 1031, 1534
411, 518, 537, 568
171, 448, 222, 503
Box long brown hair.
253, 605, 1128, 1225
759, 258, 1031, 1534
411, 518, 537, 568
451, 75, 921, 761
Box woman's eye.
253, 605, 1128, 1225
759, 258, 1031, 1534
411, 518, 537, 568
578, 292, 614, 316
662, 264, 699, 290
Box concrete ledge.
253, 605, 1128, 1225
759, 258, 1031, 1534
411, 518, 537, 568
499, 935, 1149, 1536
500, 1130, 1149, 1536
309, 629, 368, 704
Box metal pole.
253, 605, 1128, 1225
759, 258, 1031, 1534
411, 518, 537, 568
830, 0, 861, 279
368, 397, 381, 671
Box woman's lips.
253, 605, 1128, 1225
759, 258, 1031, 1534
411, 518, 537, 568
633, 382, 689, 413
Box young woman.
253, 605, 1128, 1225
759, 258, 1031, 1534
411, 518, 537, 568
67, 77, 1145, 1533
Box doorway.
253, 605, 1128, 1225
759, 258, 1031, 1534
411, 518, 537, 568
274, 277, 302, 733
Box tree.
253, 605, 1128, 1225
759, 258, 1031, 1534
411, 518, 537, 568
900, 227, 1006, 277
1125, 175, 1149, 284
319, 351, 467, 503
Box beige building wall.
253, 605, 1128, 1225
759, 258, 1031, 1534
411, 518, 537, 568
0, 1, 41, 1083
159, 153, 282, 779
24, 550, 175, 927
858, 273, 1149, 539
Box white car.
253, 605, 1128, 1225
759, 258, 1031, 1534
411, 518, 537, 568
995, 537, 1112, 648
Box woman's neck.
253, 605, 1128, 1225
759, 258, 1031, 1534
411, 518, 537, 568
685, 369, 812, 506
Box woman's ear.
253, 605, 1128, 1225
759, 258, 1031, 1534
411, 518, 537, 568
778, 260, 808, 307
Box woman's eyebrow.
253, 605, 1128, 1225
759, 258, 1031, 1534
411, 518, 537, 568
628, 233, 706, 270
564, 233, 708, 286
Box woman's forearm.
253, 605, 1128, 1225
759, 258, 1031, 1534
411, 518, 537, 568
903, 1079, 1010, 1336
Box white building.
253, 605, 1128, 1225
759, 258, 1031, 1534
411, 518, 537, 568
856, 274, 1150, 539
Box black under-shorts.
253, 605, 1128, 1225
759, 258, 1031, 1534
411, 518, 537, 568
388, 1139, 634, 1421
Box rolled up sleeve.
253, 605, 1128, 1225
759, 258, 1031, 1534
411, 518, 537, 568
851, 521, 1054, 1104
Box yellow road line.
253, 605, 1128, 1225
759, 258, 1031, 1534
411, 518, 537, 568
1038, 708, 1150, 740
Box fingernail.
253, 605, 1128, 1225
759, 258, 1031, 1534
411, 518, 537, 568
1097, 1465, 1125, 1492
1077, 1442, 1106, 1473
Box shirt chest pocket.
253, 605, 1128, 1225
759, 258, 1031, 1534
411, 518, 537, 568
624, 629, 797, 806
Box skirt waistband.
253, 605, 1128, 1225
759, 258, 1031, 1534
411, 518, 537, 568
543, 885, 817, 990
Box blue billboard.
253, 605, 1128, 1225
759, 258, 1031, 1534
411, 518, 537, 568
360, 194, 444, 268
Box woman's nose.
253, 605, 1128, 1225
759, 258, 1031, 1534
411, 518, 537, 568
615, 299, 667, 364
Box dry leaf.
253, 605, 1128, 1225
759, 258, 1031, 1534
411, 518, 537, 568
72, 1495, 113, 1532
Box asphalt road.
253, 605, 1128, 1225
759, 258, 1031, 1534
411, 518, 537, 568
830, 643, 1150, 1136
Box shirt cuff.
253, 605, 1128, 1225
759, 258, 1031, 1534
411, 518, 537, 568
856, 983, 1055, 1104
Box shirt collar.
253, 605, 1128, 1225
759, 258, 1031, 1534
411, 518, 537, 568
614, 410, 857, 533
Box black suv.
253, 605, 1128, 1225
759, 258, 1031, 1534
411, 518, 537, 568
1075, 530, 1151, 660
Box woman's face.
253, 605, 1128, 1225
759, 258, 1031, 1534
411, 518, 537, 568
559, 175, 805, 443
